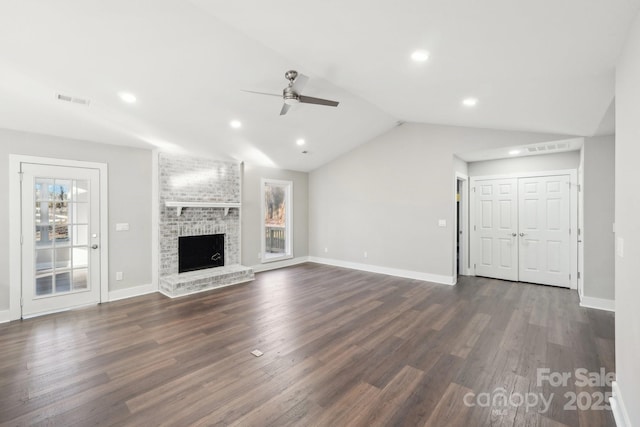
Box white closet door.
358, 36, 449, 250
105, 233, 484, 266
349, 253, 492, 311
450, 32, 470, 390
474, 179, 518, 281
518, 176, 571, 287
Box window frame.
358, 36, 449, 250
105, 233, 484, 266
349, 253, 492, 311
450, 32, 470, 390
260, 178, 293, 263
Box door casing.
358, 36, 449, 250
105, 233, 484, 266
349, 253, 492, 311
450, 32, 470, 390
9, 155, 109, 321
470, 169, 578, 289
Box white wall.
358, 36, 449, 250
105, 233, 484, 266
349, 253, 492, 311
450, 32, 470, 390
242, 164, 308, 270
467, 151, 580, 176
582, 136, 615, 301
0, 128, 153, 312
614, 9, 640, 425
308, 122, 568, 282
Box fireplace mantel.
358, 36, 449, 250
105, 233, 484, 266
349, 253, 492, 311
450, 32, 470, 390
165, 201, 241, 217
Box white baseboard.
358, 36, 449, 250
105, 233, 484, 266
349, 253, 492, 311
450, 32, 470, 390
579, 295, 615, 312
610, 381, 631, 427
252, 256, 310, 273
308, 256, 455, 285
0, 309, 12, 324
108, 283, 157, 302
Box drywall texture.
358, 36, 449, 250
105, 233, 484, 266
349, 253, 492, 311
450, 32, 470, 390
242, 164, 309, 267
615, 10, 640, 425
582, 136, 615, 300
309, 122, 568, 280
467, 151, 580, 176
0, 128, 152, 311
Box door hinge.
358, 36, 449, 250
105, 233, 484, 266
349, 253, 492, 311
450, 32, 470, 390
577, 271, 581, 279
20, 235, 23, 245
569, 228, 571, 235
578, 228, 581, 236
20, 297, 23, 307
474, 263, 477, 269
474, 225, 477, 231
569, 274, 572, 280
473, 187, 476, 192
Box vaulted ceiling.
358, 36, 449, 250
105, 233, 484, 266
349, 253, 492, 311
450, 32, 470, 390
1, 0, 637, 171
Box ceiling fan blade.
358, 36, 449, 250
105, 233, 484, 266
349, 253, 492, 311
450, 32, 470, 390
291, 74, 309, 93
299, 95, 339, 107
241, 89, 282, 97
280, 103, 291, 115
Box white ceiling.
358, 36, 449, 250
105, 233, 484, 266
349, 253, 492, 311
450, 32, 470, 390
0, 0, 636, 171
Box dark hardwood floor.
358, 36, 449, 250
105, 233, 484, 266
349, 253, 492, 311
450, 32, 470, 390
0, 263, 615, 426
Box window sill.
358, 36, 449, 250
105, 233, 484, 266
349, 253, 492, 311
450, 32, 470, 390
261, 254, 293, 264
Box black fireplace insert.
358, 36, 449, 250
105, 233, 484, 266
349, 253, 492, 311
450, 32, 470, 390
178, 234, 225, 273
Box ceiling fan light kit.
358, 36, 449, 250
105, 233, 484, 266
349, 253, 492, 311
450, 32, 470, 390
243, 70, 339, 115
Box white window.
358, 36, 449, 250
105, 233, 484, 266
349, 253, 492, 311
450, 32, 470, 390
261, 179, 293, 262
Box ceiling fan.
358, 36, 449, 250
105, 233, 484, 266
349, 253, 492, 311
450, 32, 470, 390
243, 70, 339, 115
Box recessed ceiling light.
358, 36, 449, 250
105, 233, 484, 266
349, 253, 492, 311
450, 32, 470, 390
411, 50, 430, 62
296, 138, 306, 146
118, 92, 137, 104
462, 97, 478, 107
230, 120, 242, 129
509, 150, 521, 155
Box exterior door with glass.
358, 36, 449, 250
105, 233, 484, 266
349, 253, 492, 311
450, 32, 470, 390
21, 163, 101, 317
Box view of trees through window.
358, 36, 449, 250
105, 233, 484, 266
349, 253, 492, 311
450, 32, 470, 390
264, 182, 289, 257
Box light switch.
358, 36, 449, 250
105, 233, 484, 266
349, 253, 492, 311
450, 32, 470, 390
115, 223, 129, 231
116, 272, 123, 281
438, 219, 447, 227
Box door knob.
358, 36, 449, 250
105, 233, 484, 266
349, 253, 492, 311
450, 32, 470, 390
91, 244, 99, 249
519, 232, 526, 237
511, 233, 517, 237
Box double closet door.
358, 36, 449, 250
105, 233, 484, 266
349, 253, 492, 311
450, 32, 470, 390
473, 175, 571, 288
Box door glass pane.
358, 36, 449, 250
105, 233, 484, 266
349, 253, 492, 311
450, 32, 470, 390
73, 269, 88, 290
73, 247, 88, 268
74, 180, 89, 202
74, 202, 89, 224
55, 272, 71, 293
36, 275, 53, 296
36, 249, 54, 274
55, 247, 71, 269
52, 180, 71, 202
73, 225, 88, 246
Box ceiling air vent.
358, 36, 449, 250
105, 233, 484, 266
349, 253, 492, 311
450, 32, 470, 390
56, 93, 91, 106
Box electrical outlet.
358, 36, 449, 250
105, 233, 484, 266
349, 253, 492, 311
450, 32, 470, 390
364, 251, 368, 258
116, 272, 123, 281
438, 219, 447, 227
617, 237, 624, 258
251, 349, 263, 357
324, 247, 328, 253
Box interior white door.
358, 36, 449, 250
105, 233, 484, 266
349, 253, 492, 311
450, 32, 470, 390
21, 163, 102, 317
474, 178, 519, 281
518, 176, 571, 287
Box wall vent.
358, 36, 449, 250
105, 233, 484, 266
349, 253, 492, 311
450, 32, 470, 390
56, 93, 91, 106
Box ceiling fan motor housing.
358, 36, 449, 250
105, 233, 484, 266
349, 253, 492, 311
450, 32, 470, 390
283, 86, 300, 104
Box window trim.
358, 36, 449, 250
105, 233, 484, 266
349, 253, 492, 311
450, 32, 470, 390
260, 178, 293, 263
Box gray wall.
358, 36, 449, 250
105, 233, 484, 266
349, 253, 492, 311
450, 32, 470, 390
615, 9, 640, 425
242, 164, 308, 268
308, 122, 568, 280
0, 128, 153, 310
468, 151, 580, 176
582, 136, 615, 300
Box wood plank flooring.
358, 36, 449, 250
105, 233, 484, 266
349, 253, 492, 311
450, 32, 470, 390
0, 263, 616, 426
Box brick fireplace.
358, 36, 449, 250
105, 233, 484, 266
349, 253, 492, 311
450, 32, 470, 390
158, 152, 254, 297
